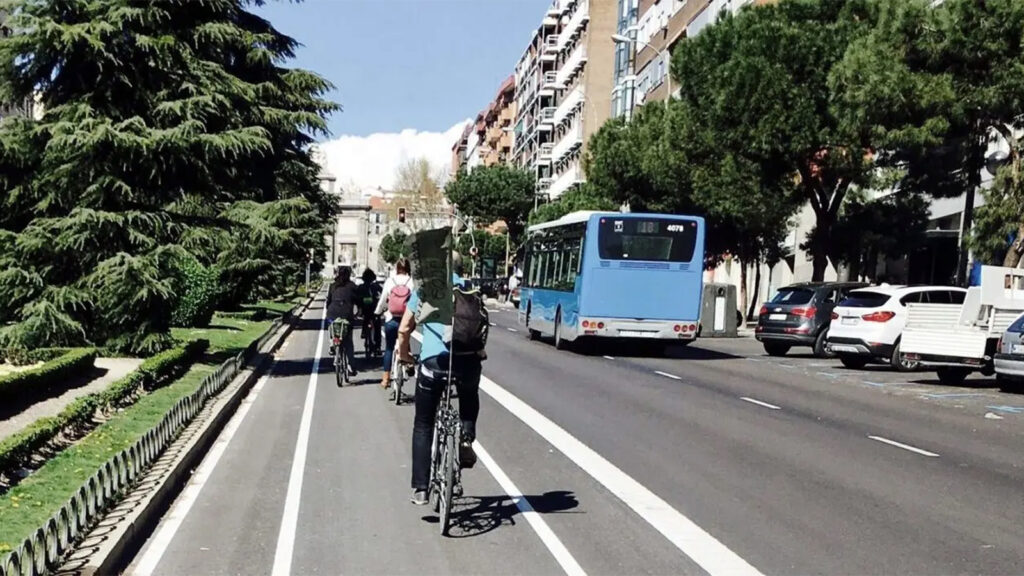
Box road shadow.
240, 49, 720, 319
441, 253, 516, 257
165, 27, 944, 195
0, 365, 109, 421
909, 376, 1002, 390
568, 338, 740, 361
423, 490, 580, 539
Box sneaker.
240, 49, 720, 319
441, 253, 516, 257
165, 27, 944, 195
410, 490, 428, 506
348, 368, 358, 378
459, 441, 477, 469
328, 344, 336, 356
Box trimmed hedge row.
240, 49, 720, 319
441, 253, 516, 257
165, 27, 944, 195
0, 339, 208, 479
0, 348, 73, 366
0, 348, 97, 403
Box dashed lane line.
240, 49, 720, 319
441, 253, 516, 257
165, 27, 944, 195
603, 355, 615, 360
868, 435, 939, 458
740, 397, 781, 410
653, 370, 682, 381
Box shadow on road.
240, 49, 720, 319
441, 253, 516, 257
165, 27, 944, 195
423, 490, 580, 539
567, 338, 741, 361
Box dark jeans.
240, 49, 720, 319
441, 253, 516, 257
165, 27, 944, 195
411, 354, 482, 491
382, 318, 399, 372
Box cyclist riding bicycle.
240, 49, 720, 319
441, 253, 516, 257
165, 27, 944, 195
375, 258, 414, 389
357, 268, 383, 355
398, 251, 484, 506
326, 266, 358, 379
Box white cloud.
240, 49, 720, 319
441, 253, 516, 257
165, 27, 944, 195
316, 120, 470, 194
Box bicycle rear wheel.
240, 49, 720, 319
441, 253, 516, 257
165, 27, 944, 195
334, 350, 344, 387
429, 423, 442, 513
393, 361, 404, 405
439, 432, 456, 536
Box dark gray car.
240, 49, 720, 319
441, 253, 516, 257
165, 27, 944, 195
755, 282, 868, 357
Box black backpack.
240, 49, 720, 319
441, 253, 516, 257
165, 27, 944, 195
451, 287, 489, 355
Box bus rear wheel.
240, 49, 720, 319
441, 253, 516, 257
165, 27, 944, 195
554, 311, 569, 351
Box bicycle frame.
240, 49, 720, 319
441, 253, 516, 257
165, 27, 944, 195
428, 368, 462, 535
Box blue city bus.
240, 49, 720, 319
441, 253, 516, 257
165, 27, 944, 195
518, 211, 705, 349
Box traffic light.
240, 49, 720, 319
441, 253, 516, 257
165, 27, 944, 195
398, 207, 406, 224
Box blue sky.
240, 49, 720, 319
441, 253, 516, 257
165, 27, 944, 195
255, 0, 552, 139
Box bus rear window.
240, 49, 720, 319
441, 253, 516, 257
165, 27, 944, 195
597, 218, 697, 262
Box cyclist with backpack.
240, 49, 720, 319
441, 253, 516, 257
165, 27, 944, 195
397, 251, 489, 506
357, 268, 383, 356
375, 258, 414, 389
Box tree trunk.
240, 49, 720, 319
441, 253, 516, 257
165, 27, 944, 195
739, 259, 749, 326
1003, 224, 1024, 268
811, 239, 830, 282
747, 260, 762, 321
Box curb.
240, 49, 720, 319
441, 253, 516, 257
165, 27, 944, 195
60, 296, 315, 576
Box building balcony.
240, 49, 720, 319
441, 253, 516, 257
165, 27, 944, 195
556, 44, 587, 86
556, 0, 589, 52
537, 107, 556, 131
552, 123, 583, 164
538, 142, 555, 164
542, 71, 560, 90
540, 35, 560, 61
537, 177, 554, 191
549, 163, 583, 199
553, 86, 583, 127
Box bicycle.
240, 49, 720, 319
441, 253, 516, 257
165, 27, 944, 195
330, 318, 351, 387
362, 312, 382, 358
391, 353, 415, 406
427, 365, 463, 536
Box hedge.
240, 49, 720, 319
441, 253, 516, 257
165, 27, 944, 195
0, 348, 72, 366
0, 348, 97, 404
0, 340, 208, 480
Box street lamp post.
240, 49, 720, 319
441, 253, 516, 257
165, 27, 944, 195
611, 33, 671, 111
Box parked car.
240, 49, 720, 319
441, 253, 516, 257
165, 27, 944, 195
755, 282, 867, 357
827, 285, 967, 371
994, 311, 1024, 384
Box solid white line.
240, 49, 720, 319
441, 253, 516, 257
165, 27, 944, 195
480, 376, 763, 576
475, 441, 587, 576
740, 397, 781, 410
868, 435, 939, 458
603, 355, 615, 360
654, 370, 682, 380
133, 368, 276, 576
507, 327, 518, 332
271, 307, 327, 576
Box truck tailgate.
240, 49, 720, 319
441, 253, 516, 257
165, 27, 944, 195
901, 327, 988, 359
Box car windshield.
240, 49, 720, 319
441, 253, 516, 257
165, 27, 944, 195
839, 291, 891, 308
770, 288, 814, 305
1008, 314, 1024, 333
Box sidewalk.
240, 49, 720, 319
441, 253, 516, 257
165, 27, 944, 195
0, 357, 143, 443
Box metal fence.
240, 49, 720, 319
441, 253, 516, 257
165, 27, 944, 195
0, 314, 288, 576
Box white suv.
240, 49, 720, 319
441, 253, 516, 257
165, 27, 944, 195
827, 285, 967, 371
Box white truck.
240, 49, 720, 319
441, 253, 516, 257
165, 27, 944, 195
901, 266, 1024, 385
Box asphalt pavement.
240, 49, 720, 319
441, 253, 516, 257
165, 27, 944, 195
126, 295, 1024, 575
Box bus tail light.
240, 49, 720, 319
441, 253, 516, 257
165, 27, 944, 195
597, 322, 604, 329
674, 324, 682, 332
582, 320, 590, 328
689, 323, 697, 332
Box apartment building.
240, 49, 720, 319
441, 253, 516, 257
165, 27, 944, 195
450, 76, 517, 174
512, 0, 618, 200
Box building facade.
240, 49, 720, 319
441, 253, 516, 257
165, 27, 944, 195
512, 0, 618, 200
450, 76, 517, 175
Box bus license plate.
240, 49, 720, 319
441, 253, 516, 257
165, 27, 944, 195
620, 330, 656, 338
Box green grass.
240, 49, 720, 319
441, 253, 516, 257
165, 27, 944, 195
0, 315, 274, 554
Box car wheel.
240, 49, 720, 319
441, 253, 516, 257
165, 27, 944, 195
839, 355, 868, 369
936, 367, 970, 385
813, 330, 833, 358
763, 342, 790, 357
889, 341, 918, 372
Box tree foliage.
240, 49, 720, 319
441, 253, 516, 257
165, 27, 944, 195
379, 230, 409, 267
528, 183, 619, 226
0, 0, 337, 353
390, 158, 446, 229
444, 165, 536, 242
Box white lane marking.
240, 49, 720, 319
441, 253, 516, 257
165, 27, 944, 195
480, 376, 763, 576
475, 442, 586, 576
603, 355, 615, 360
490, 322, 497, 327
272, 307, 327, 576
740, 397, 781, 410
654, 370, 682, 380
868, 435, 939, 458
133, 367, 277, 575
507, 327, 518, 332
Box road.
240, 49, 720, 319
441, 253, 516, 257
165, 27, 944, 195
127, 295, 1024, 575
